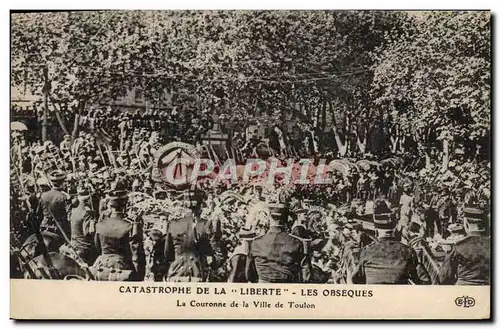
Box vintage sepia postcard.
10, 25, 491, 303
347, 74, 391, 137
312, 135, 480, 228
10, 9, 491, 320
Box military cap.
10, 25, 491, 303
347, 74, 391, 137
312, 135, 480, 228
447, 223, 464, 233
108, 189, 128, 201
268, 202, 288, 217
372, 199, 395, 229
295, 209, 308, 215
403, 181, 413, 188
239, 227, 257, 240
77, 185, 91, 197
48, 170, 66, 182
334, 224, 345, 231
143, 180, 153, 189
68, 185, 78, 197
154, 189, 168, 200
347, 219, 363, 230
463, 207, 486, 223
407, 221, 423, 234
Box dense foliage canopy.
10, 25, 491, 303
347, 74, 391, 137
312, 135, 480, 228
11, 10, 491, 161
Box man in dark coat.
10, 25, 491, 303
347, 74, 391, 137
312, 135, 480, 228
351, 199, 430, 285
38, 170, 70, 236
69, 185, 97, 265
438, 206, 490, 285
92, 189, 145, 281
247, 202, 312, 283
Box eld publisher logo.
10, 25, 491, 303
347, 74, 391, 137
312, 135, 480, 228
455, 296, 476, 308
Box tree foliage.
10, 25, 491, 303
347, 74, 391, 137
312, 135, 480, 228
372, 11, 490, 144
11, 10, 490, 157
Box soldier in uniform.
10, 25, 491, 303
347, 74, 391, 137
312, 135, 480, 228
147, 215, 169, 281
92, 189, 145, 281
69, 185, 97, 265
438, 206, 490, 285
247, 202, 312, 283
164, 191, 220, 282
351, 199, 430, 285
38, 170, 70, 237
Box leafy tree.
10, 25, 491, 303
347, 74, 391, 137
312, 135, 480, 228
372, 11, 490, 169
11, 11, 144, 141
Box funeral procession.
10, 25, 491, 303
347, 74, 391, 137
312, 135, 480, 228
10, 11, 490, 285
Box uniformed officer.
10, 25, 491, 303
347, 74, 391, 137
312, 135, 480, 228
164, 191, 218, 282
351, 199, 430, 285
38, 170, 70, 237
92, 189, 145, 281
148, 215, 169, 281
69, 185, 97, 264
438, 206, 490, 285
247, 202, 312, 283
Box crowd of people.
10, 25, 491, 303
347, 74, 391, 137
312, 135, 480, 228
10, 107, 491, 285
